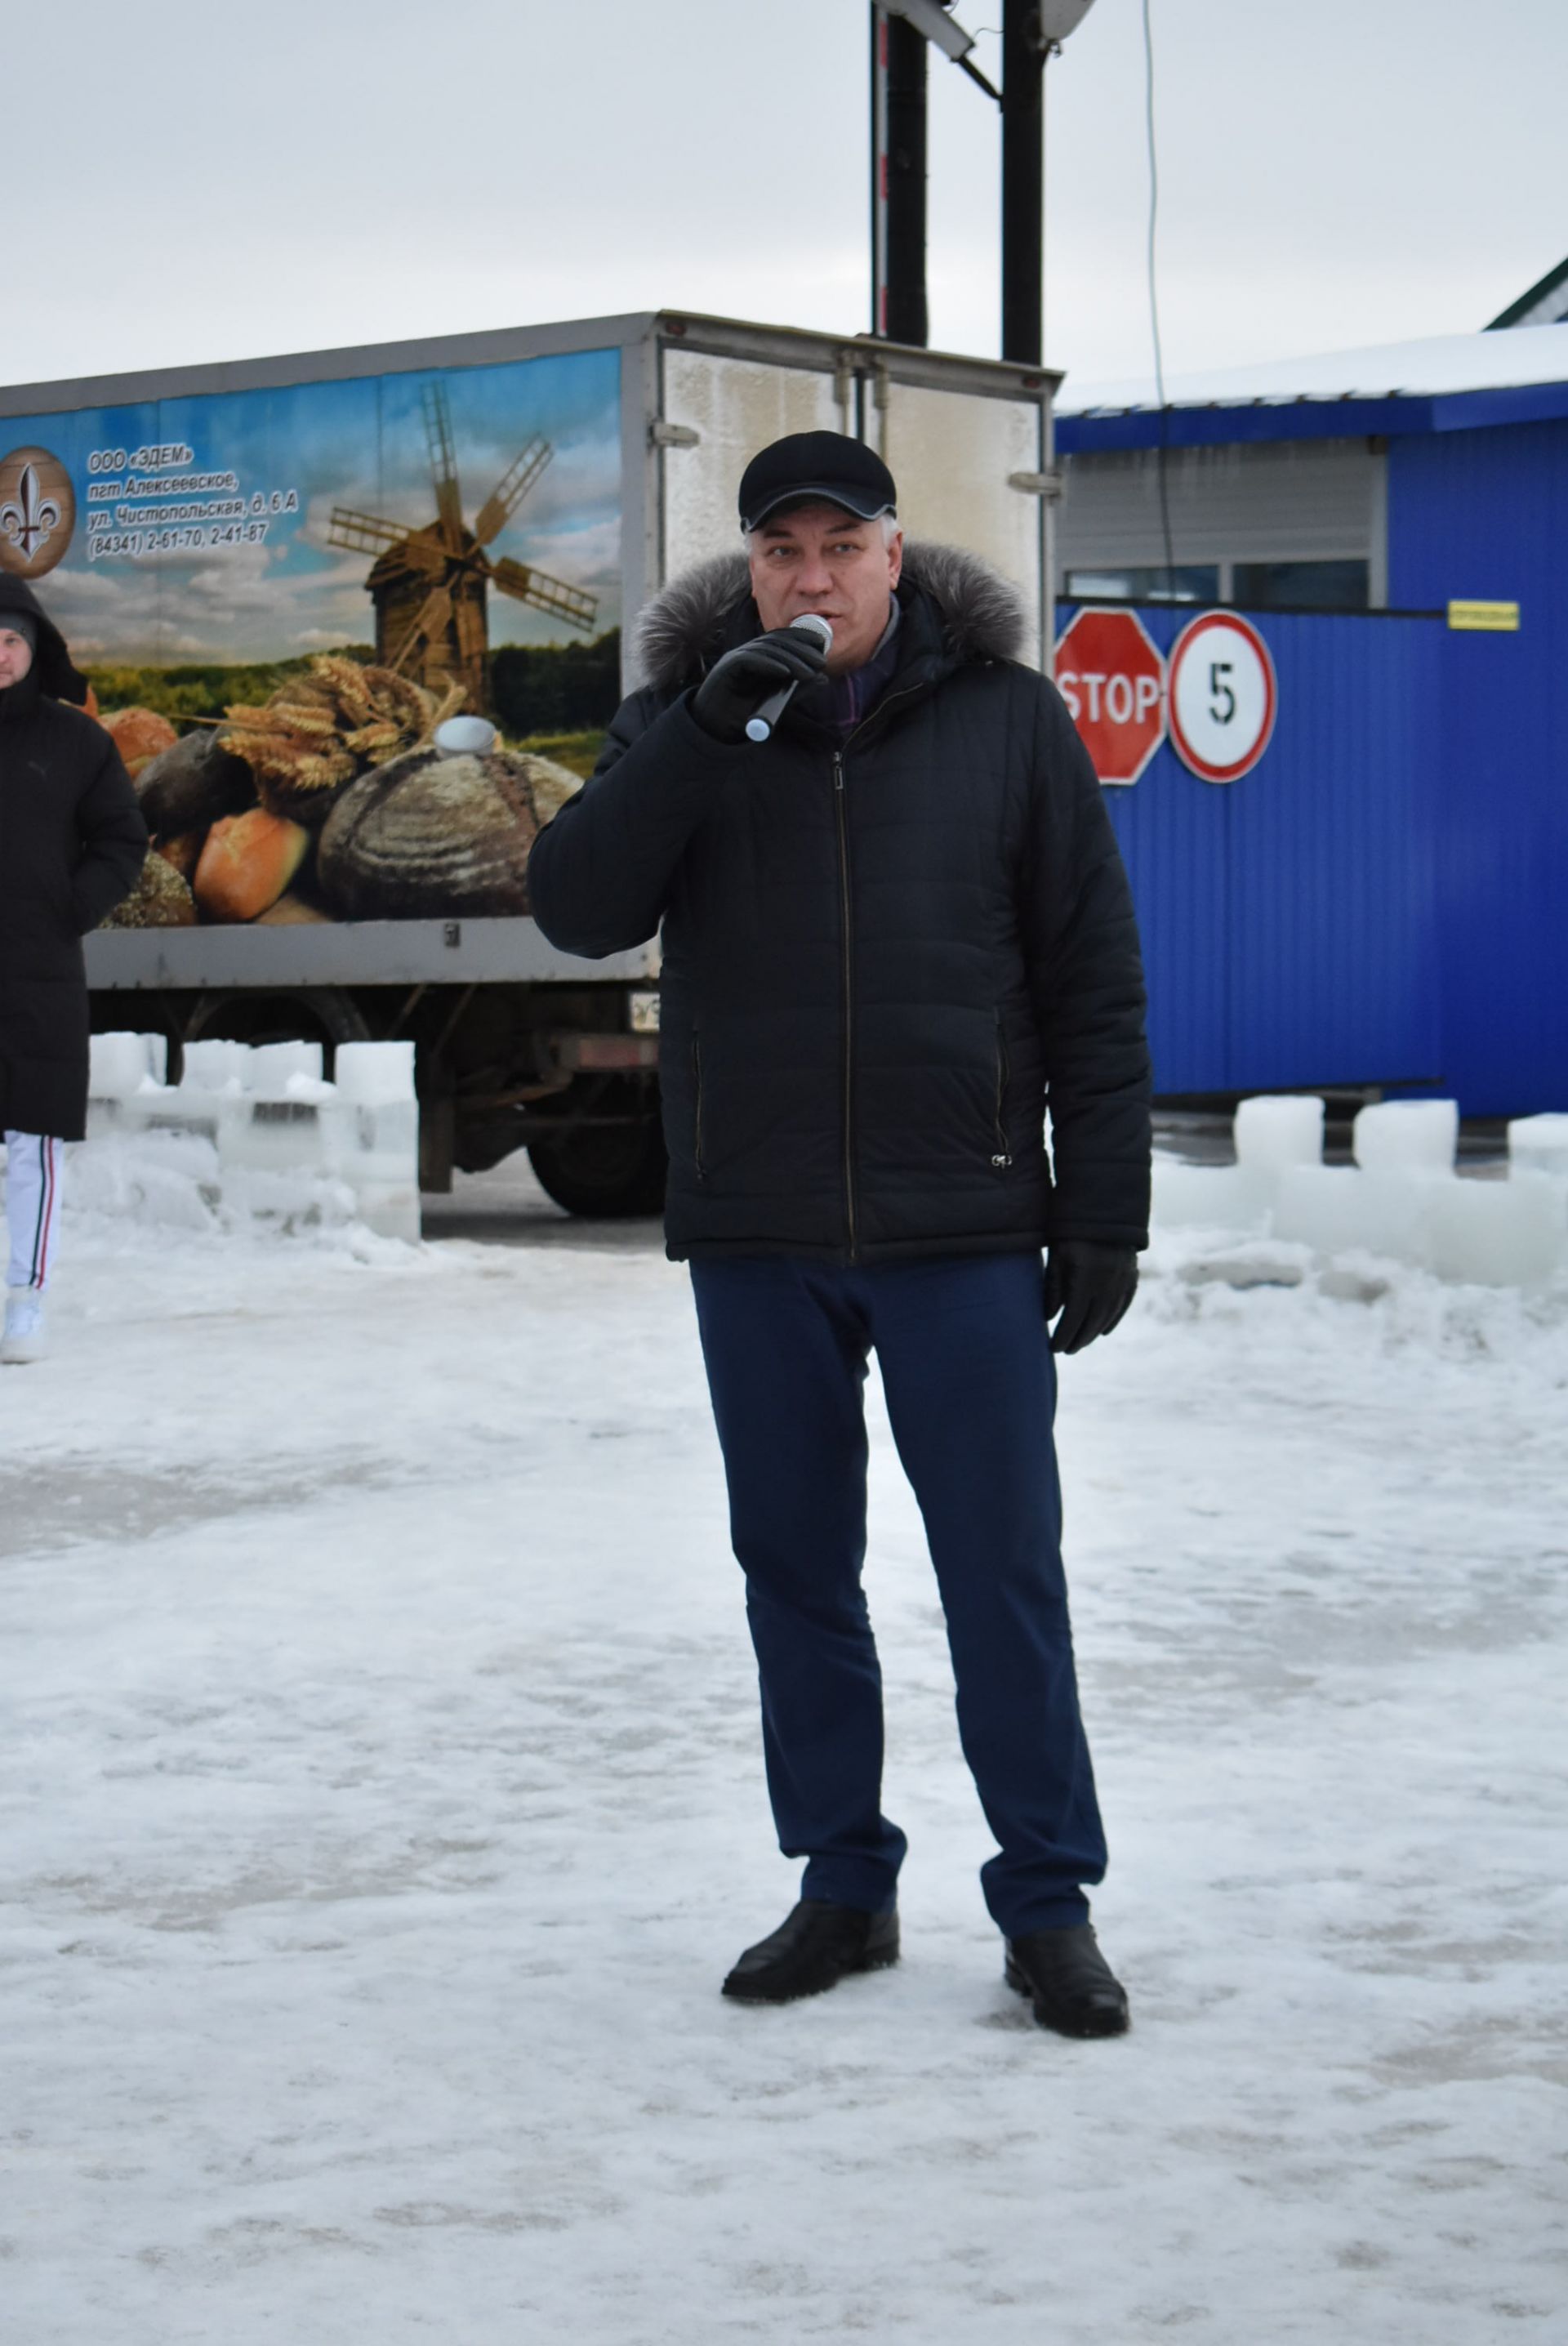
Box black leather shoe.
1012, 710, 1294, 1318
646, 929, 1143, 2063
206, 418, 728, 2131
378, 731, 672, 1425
1004, 1925, 1130, 2037
722, 1899, 900, 2004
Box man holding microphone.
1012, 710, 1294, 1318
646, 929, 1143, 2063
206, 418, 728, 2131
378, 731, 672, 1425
529, 432, 1150, 2037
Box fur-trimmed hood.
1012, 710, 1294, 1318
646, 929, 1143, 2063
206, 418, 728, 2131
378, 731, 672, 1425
633, 539, 1027, 695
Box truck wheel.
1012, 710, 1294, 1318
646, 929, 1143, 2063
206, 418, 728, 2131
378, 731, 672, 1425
183, 986, 372, 1068
528, 1115, 667, 1219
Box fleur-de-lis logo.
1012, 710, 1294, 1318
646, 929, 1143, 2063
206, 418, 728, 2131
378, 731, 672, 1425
0, 446, 76, 578
0, 463, 62, 561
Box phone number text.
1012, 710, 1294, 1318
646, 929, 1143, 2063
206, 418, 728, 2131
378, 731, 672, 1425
87, 520, 273, 560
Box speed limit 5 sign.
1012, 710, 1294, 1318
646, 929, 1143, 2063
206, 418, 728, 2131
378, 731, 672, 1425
1167, 612, 1277, 783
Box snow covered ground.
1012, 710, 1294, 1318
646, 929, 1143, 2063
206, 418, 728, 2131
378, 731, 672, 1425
4, 1166, 1566, 2342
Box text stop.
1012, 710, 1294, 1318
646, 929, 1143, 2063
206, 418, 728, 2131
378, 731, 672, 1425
1055, 606, 1167, 787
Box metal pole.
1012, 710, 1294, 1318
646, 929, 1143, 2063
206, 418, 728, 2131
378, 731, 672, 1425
871, 7, 889, 337
875, 7, 929, 346
1001, 0, 1046, 363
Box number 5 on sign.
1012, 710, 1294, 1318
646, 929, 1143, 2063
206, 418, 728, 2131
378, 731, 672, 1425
1169, 613, 1277, 783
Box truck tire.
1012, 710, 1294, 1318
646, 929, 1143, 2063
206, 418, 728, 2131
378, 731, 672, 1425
183, 986, 372, 1068
528, 1113, 667, 1219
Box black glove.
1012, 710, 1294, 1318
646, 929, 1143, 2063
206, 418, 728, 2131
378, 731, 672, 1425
690, 627, 829, 744
1044, 1241, 1139, 1355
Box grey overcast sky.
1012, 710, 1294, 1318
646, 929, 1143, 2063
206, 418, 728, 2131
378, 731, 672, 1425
7, 0, 1565, 395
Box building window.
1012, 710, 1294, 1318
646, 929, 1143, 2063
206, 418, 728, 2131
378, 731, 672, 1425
1063, 557, 1373, 612
1065, 564, 1220, 604
1232, 558, 1370, 610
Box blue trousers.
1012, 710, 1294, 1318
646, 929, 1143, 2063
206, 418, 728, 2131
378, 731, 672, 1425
689, 1252, 1107, 1938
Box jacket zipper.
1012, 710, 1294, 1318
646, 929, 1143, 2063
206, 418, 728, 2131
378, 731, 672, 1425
832, 748, 857, 1256
831, 682, 927, 1260
692, 1037, 706, 1180
992, 1010, 1013, 1170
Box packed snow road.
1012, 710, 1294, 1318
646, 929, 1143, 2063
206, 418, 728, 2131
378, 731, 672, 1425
3, 1171, 1566, 2343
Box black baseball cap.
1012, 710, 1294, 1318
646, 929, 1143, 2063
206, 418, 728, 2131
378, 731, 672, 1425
737, 432, 898, 533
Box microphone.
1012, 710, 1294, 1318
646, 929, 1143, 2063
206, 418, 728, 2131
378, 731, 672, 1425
745, 613, 834, 743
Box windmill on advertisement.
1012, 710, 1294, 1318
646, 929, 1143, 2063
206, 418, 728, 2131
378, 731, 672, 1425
327, 382, 599, 713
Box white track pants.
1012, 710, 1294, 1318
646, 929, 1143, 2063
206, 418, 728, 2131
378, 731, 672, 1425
4, 1132, 64, 1291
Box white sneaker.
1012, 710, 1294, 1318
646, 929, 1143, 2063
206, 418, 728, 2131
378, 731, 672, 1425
1, 1291, 47, 1364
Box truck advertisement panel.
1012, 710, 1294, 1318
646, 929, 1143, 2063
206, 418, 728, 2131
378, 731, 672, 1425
0, 347, 622, 929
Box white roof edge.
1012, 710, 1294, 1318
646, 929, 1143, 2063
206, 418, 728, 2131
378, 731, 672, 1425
1057, 323, 1568, 419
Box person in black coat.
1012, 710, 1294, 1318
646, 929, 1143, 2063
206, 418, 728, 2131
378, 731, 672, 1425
529, 433, 1152, 2036
0, 576, 147, 1362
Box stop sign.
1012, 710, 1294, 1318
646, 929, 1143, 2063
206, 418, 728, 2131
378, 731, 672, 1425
1055, 608, 1166, 786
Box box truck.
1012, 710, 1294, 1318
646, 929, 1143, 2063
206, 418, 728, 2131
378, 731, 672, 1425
0, 310, 1057, 1212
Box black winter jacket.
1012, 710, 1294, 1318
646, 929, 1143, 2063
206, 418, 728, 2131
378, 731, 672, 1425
528, 542, 1151, 1263
0, 580, 148, 1140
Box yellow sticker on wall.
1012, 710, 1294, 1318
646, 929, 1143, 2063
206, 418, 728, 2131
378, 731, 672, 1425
1447, 600, 1521, 631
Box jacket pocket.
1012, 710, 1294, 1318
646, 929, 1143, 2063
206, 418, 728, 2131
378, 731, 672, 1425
991, 1011, 1013, 1171
692, 1037, 707, 1180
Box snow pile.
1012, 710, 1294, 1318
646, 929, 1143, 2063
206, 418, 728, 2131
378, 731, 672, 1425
76, 1030, 421, 1244
1153, 1097, 1568, 1289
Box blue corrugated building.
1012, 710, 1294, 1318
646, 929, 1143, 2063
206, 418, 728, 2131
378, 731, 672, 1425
1054, 325, 1568, 1116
